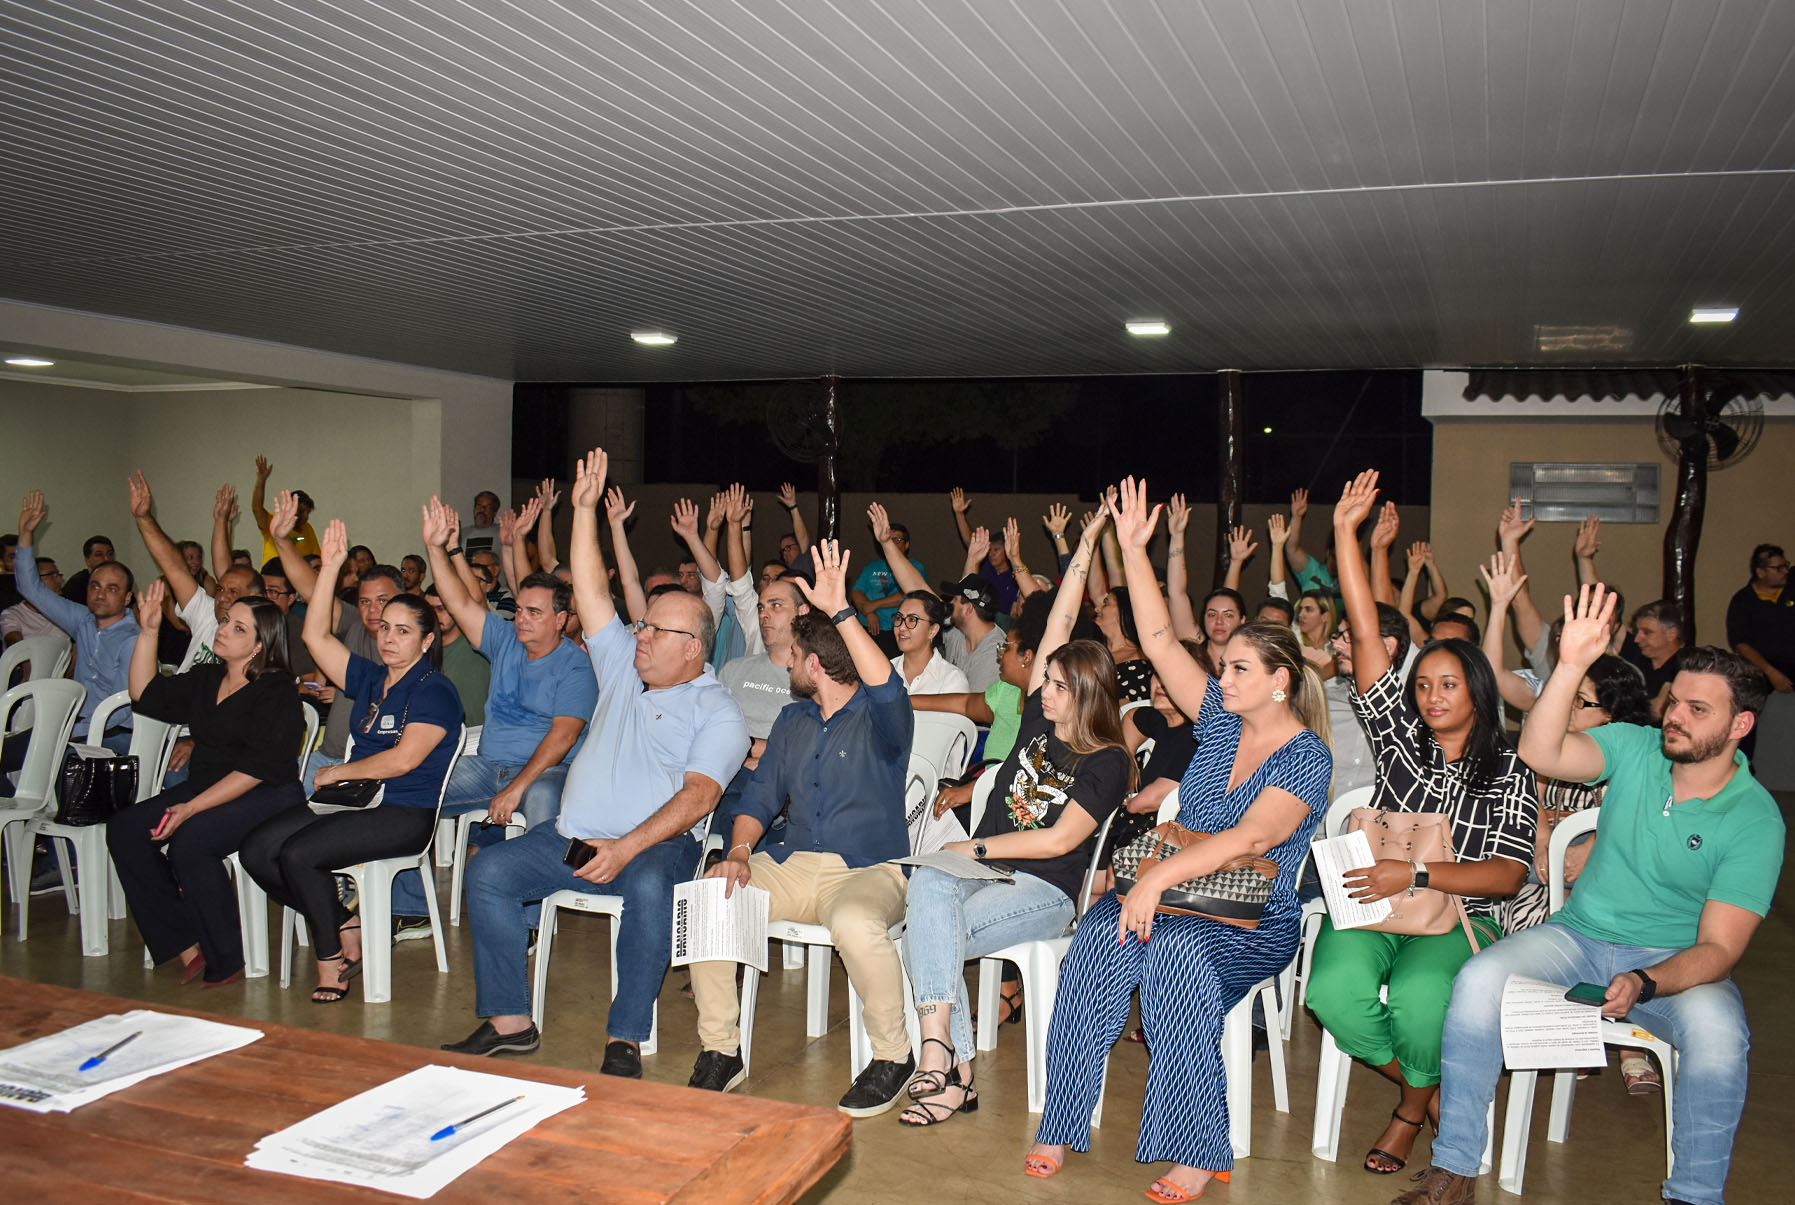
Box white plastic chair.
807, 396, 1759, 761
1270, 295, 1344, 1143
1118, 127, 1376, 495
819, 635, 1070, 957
1283, 785, 1375, 1038
909, 711, 976, 783
1496, 809, 1676, 1194
222, 704, 319, 978
27, 691, 176, 957
0, 679, 85, 940
529, 817, 714, 1054
0, 633, 72, 701
436, 723, 481, 871
278, 724, 465, 1002
443, 728, 528, 926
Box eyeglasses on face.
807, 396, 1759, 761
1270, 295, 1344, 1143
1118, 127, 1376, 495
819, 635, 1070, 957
891, 612, 930, 630
631, 620, 699, 641
1572, 697, 1608, 711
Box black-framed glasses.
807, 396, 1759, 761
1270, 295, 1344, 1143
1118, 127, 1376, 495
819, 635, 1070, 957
1572, 697, 1608, 711
891, 613, 928, 630
631, 620, 699, 641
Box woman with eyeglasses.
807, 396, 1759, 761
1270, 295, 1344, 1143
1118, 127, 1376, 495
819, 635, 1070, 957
106, 580, 306, 988
890, 590, 971, 695
239, 519, 462, 1003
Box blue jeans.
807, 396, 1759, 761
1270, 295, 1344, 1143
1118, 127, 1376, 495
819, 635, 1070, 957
465, 823, 696, 1043
302, 749, 343, 794
900, 866, 1075, 1064
1436, 920, 1749, 1205
390, 756, 570, 916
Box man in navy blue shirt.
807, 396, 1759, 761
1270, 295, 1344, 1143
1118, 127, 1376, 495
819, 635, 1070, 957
689, 539, 917, 1116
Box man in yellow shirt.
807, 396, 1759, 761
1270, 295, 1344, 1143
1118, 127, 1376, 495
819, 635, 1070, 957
250, 454, 317, 566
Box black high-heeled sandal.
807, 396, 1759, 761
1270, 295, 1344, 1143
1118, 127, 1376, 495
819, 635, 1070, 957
899, 1063, 977, 1127
1364, 1109, 1426, 1174
973, 985, 1023, 1037
312, 955, 355, 1004
905, 1037, 959, 1100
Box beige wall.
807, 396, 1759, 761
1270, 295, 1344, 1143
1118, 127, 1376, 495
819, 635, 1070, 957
1429, 417, 1792, 647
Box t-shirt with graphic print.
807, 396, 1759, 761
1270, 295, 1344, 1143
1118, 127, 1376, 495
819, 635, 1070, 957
974, 691, 1129, 903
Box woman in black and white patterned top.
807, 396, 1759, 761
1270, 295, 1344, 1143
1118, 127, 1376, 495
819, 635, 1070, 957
1305, 471, 1536, 1178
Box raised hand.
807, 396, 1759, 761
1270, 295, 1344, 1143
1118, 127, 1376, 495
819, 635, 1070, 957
1267, 512, 1288, 544
319, 518, 350, 568
1479, 550, 1528, 608
17, 490, 45, 543
1371, 501, 1399, 549
1331, 470, 1380, 532
949, 486, 970, 514
269, 489, 300, 539
777, 481, 798, 509
516, 494, 544, 532
1499, 497, 1535, 545
1406, 541, 1429, 574
1558, 584, 1619, 671
967, 525, 991, 564
571, 448, 607, 510
420, 497, 454, 549
1107, 476, 1159, 551
135, 579, 166, 630
671, 498, 700, 540
1042, 502, 1071, 537
1228, 525, 1258, 563
604, 487, 634, 525
127, 470, 154, 518
537, 477, 561, 513
791, 540, 852, 615
1166, 492, 1190, 537
1002, 516, 1022, 564
867, 501, 892, 544
703, 493, 726, 533
1290, 487, 1309, 519
212, 484, 238, 524
444, 506, 462, 551
254, 454, 273, 481
498, 509, 518, 545
1574, 515, 1602, 559
723, 483, 749, 525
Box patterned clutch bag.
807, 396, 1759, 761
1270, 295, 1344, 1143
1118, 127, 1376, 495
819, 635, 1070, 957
1112, 822, 1278, 928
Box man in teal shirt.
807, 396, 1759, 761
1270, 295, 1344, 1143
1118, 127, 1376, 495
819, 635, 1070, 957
1395, 587, 1782, 1205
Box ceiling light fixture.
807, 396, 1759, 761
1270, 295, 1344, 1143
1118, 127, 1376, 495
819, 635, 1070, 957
630, 330, 677, 346
1125, 320, 1170, 337
1263, 426, 1274, 434
4, 357, 54, 367
1689, 307, 1738, 324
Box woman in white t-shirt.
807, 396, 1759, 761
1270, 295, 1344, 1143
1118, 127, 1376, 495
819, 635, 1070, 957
890, 591, 970, 695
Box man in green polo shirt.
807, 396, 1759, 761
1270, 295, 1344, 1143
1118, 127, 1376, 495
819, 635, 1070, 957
1393, 585, 1781, 1205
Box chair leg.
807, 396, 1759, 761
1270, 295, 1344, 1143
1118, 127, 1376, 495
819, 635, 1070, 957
975, 956, 1003, 1053
782, 940, 805, 970
1017, 948, 1059, 1116
805, 944, 830, 1038
3, 821, 28, 940
1546, 1068, 1576, 1142
73, 828, 109, 957
52, 837, 77, 915
227, 854, 270, 979
739, 965, 760, 1077
420, 857, 449, 974
449, 814, 471, 926
1311, 1028, 1351, 1161
529, 900, 557, 1028
1222, 990, 1253, 1158
279, 906, 296, 989
434, 816, 456, 868
1479, 1099, 1495, 1175
357, 865, 394, 1004
1261, 981, 1289, 1114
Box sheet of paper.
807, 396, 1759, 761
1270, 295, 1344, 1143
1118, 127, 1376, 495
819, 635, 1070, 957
1499, 975, 1607, 1070
247, 1064, 584, 1199
670, 879, 770, 973
0, 1009, 263, 1113
908, 802, 970, 856
893, 850, 1017, 881
1311, 831, 1393, 930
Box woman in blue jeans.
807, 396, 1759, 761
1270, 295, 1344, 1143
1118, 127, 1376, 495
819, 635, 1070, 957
899, 505, 1132, 1127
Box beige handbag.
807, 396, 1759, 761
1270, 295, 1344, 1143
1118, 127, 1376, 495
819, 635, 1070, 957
1346, 808, 1481, 953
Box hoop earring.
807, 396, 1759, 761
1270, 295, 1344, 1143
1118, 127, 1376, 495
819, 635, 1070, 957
1272, 689, 1287, 703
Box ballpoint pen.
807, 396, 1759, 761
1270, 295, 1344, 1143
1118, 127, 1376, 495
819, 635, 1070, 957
429, 1094, 525, 1142
79, 1031, 142, 1073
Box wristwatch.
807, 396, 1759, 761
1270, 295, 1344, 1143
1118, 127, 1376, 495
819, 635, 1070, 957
972, 839, 988, 860
830, 606, 857, 625
1630, 968, 1657, 1002
1410, 859, 1430, 891
448, 547, 465, 558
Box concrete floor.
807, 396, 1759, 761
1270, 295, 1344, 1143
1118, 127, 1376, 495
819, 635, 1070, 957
3, 811, 1788, 1205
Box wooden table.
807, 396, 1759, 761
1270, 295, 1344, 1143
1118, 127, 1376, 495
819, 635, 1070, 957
0, 977, 849, 1202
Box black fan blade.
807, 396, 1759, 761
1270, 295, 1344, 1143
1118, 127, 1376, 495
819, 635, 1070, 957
1708, 422, 1741, 461
1662, 413, 1702, 441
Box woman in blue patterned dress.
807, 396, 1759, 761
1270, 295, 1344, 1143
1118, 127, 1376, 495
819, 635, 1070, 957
1027, 478, 1334, 1203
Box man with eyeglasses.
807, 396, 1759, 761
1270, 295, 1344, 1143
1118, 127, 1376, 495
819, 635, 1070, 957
1726, 543, 1794, 694
444, 449, 747, 1071
1325, 603, 1413, 803
1, 557, 64, 647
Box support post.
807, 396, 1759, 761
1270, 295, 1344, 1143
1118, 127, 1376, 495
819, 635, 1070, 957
1214, 369, 1246, 587
1662, 364, 1706, 645
818, 376, 842, 542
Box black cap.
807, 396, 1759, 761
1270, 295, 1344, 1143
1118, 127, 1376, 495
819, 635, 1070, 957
945, 575, 999, 614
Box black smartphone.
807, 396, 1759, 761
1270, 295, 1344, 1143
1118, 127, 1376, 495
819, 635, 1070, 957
1564, 981, 1607, 1007
563, 839, 596, 870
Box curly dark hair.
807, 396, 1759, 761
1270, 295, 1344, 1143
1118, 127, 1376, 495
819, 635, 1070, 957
1582, 655, 1650, 726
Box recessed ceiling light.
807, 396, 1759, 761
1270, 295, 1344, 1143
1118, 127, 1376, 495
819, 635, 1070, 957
1125, 320, 1170, 337
1262, 426, 1274, 434
1689, 307, 1738, 324
4, 357, 54, 367
630, 330, 677, 346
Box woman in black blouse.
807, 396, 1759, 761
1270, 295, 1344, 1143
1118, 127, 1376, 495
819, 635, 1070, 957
107, 580, 305, 987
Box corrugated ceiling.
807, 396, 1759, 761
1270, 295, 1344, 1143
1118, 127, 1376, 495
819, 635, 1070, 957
2, 0, 1792, 381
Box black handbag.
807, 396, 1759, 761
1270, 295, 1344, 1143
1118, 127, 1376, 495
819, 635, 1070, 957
55, 750, 138, 826
308, 779, 385, 812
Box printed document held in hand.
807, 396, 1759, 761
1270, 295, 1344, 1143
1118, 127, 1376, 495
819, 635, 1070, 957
0, 1009, 262, 1113
246, 1064, 584, 1198
1499, 976, 1606, 1070
893, 851, 1017, 881
1311, 830, 1394, 930
670, 879, 770, 973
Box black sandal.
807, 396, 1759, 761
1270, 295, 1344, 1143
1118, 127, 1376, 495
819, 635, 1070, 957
899, 1064, 977, 1127
906, 1037, 959, 1100
973, 985, 1023, 1037
312, 955, 355, 1005
1364, 1109, 1425, 1174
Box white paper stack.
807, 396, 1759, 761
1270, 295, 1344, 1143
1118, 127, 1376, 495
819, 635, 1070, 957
247, 1065, 584, 1199
0, 1008, 263, 1113
1311, 830, 1395, 930
670, 879, 770, 973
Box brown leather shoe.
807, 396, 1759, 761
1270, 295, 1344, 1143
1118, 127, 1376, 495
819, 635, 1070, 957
1390, 1166, 1476, 1205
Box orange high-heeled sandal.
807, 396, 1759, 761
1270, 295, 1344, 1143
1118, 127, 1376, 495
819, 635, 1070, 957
1145, 1170, 1230, 1202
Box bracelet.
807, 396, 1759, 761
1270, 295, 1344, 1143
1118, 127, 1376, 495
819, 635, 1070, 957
830, 605, 858, 625
448, 547, 464, 557
729, 842, 753, 857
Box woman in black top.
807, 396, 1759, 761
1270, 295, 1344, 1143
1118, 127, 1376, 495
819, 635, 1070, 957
107, 580, 304, 987
1094, 586, 1152, 702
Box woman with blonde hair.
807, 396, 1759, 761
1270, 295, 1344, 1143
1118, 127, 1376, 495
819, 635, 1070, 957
1027, 479, 1333, 1202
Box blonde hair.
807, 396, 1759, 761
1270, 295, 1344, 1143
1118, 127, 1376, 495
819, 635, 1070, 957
1228, 622, 1330, 744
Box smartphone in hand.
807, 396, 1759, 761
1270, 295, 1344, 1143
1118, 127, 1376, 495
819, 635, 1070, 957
1564, 982, 1608, 1007
563, 839, 597, 870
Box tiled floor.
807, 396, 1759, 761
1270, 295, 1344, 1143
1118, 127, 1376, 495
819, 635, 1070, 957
3, 807, 1788, 1204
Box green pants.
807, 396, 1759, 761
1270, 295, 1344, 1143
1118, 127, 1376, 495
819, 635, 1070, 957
1306, 915, 1503, 1087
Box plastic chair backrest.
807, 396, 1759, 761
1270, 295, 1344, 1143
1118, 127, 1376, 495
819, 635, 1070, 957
967, 764, 999, 833
462, 724, 482, 757
1323, 784, 1376, 839
910, 712, 976, 782
85, 690, 179, 801
1, 634, 73, 734
298, 705, 321, 778
1074, 807, 1121, 915
0, 679, 85, 802
1547, 808, 1600, 914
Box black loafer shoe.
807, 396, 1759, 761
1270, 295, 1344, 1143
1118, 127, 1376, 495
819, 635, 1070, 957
837, 1053, 917, 1117
688, 1049, 746, 1092
441, 1020, 540, 1056
600, 1039, 643, 1078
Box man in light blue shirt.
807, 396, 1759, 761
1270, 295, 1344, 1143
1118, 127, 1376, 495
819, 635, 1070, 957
443, 459, 747, 1078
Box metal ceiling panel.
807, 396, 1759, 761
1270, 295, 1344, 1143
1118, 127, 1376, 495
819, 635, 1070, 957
3, 0, 1793, 381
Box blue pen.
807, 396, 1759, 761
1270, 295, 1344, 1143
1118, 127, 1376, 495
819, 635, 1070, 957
429, 1094, 525, 1142
78, 1030, 142, 1073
